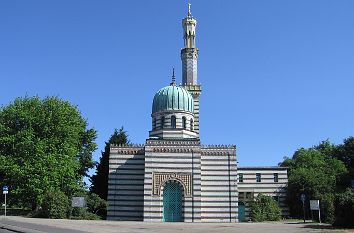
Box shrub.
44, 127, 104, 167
69, 192, 106, 220
333, 188, 354, 228
41, 190, 69, 219
86, 193, 107, 218
250, 194, 282, 222
320, 193, 335, 223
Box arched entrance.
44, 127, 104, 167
163, 181, 183, 222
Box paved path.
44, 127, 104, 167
0, 216, 352, 233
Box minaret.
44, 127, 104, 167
181, 2, 202, 134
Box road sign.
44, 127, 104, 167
310, 199, 321, 223
351, 180, 354, 188
72, 197, 85, 208
2, 186, 8, 194
310, 200, 320, 210
300, 194, 305, 203
3, 186, 8, 217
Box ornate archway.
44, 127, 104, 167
152, 172, 192, 197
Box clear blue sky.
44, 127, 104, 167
1, 0, 354, 176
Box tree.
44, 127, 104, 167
335, 137, 354, 183
333, 188, 354, 228
250, 194, 282, 222
40, 189, 70, 219
281, 141, 347, 223
0, 96, 97, 210
90, 128, 129, 201
86, 193, 107, 217
68, 191, 106, 220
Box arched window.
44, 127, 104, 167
161, 116, 165, 129
171, 116, 176, 129
190, 119, 193, 131
182, 117, 187, 129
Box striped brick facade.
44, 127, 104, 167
107, 142, 238, 222
237, 167, 289, 221
143, 139, 202, 222
200, 146, 238, 222
107, 145, 145, 220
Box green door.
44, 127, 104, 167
163, 182, 182, 222
238, 202, 246, 222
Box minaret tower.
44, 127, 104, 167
181, 2, 202, 134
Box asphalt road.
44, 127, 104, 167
0, 229, 15, 233
0, 216, 352, 233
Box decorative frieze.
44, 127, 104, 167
202, 144, 236, 149
201, 145, 236, 156
111, 148, 145, 155
152, 172, 192, 197
151, 147, 199, 153
146, 139, 200, 146
111, 143, 145, 148
183, 85, 202, 91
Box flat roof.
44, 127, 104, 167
238, 166, 288, 170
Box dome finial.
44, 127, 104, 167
188, 0, 192, 17
171, 67, 176, 86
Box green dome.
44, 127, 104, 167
152, 85, 194, 114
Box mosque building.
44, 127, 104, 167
107, 4, 288, 222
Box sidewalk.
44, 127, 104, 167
0, 216, 349, 233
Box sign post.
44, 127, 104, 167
3, 186, 8, 218
300, 194, 306, 223
310, 200, 321, 223
71, 197, 85, 208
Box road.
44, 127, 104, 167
0, 216, 352, 233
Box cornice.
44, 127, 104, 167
110, 144, 145, 155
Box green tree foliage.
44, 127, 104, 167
333, 188, 354, 228
280, 140, 348, 223
69, 192, 106, 220
86, 193, 107, 216
40, 190, 69, 219
250, 194, 282, 222
336, 137, 354, 183
90, 127, 129, 201
0, 96, 97, 210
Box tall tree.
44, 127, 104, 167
90, 128, 129, 201
280, 141, 347, 223
335, 137, 354, 182
0, 96, 97, 210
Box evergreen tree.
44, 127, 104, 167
90, 127, 129, 201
